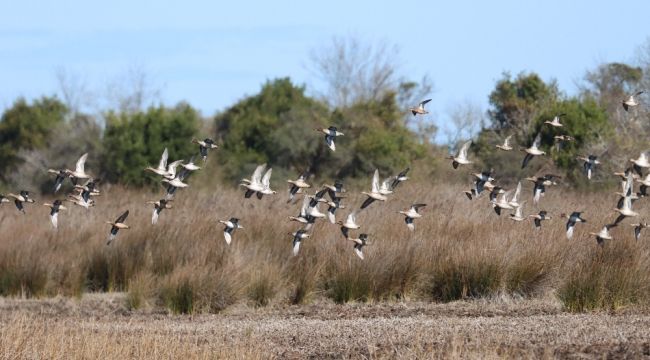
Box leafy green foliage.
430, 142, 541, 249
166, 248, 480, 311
101, 103, 200, 186
214, 77, 427, 182
0, 97, 67, 183
475, 72, 612, 182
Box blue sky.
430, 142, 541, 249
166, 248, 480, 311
1, 0, 648, 140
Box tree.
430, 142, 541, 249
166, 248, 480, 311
214, 78, 427, 183
488, 72, 559, 135
475, 72, 611, 182
101, 103, 200, 186
0, 97, 67, 184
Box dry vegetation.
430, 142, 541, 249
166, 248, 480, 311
0, 177, 649, 313
2, 177, 650, 357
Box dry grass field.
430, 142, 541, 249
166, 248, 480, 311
1, 295, 650, 359
1, 178, 650, 357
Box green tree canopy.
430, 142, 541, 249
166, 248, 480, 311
0, 97, 67, 183
475, 72, 611, 182
101, 103, 200, 186
214, 78, 427, 183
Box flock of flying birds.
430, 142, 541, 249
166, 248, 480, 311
447, 90, 649, 244
0, 90, 646, 254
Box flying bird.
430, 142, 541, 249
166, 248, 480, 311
631, 222, 649, 241
148, 199, 172, 225
529, 211, 551, 229
562, 212, 586, 239
390, 168, 410, 190
323, 180, 346, 201
219, 217, 243, 245
326, 196, 345, 224
47, 169, 68, 193
106, 210, 130, 245
521, 133, 545, 169
43, 200, 67, 229
590, 224, 614, 246
315, 126, 344, 151
360, 169, 388, 209
495, 135, 513, 151
409, 99, 432, 116
192, 138, 218, 161
180, 155, 202, 171
287, 171, 311, 203
8, 191, 35, 214
145, 148, 170, 176
241, 164, 267, 198
509, 202, 526, 222
622, 91, 643, 111
544, 113, 566, 127
448, 140, 472, 169
398, 204, 426, 231
577, 155, 601, 180
291, 229, 310, 256
65, 153, 90, 184
348, 234, 369, 259
337, 211, 360, 239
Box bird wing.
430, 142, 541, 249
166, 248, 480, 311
167, 160, 182, 178
412, 203, 427, 211
420, 99, 432, 107
300, 195, 310, 217
371, 169, 380, 193
116, 210, 129, 223
75, 153, 88, 174
532, 133, 542, 149
159, 148, 168, 170
152, 208, 159, 225
458, 140, 472, 160
504, 135, 512, 147
262, 168, 273, 187
348, 211, 357, 225
252, 164, 266, 185
513, 181, 521, 202
51, 212, 58, 229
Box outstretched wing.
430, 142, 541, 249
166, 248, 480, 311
371, 169, 380, 193
532, 133, 542, 149
252, 164, 266, 184
458, 140, 472, 159
262, 168, 273, 187
159, 148, 169, 170
75, 153, 88, 174
504, 135, 512, 147
115, 210, 129, 223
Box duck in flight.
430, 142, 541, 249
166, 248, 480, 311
529, 210, 551, 229
448, 140, 472, 169
287, 170, 311, 203
43, 199, 67, 229
181, 155, 202, 172
323, 180, 346, 201
192, 138, 218, 161
409, 99, 432, 116
65, 153, 91, 185
291, 229, 310, 256
326, 196, 345, 224
241, 164, 266, 198
348, 234, 369, 260
398, 204, 426, 231
219, 217, 243, 245
622, 91, 643, 111
577, 155, 601, 180
631, 222, 649, 240
315, 126, 344, 152
106, 210, 130, 245
8, 191, 35, 214
544, 113, 566, 127
148, 199, 172, 225
390, 168, 410, 190
361, 169, 388, 209
495, 135, 513, 151
630, 151, 650, 177
521, 133, 545, 169
47, 169, 68, 193
562, 212, 586, 239
145, 148, 169, 176
337, 211, 360, 239
590, 224, 614, 246
509, 202, 526, 222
